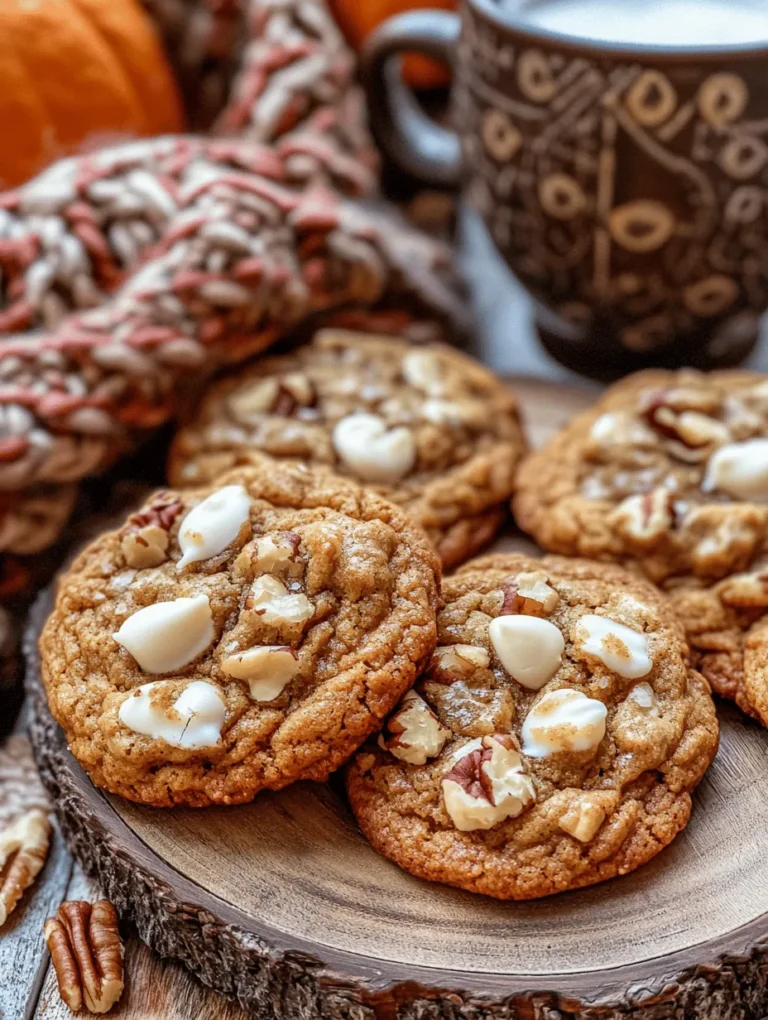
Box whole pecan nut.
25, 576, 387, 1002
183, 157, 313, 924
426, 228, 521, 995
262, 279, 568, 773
44, 900, 124, 1014
0, 809, 51, 927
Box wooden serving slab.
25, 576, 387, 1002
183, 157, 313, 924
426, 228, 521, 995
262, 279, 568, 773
24, 380, 768, 1020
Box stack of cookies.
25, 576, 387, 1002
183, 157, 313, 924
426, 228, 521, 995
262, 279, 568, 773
43, 333, 739, 901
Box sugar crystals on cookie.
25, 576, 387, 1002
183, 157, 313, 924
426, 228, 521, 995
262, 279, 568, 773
347, 554, 718, 900
40, 463, 440, 807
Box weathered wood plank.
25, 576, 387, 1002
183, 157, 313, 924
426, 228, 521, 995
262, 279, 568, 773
0, 734, 73, 1020
34, 867, 248, 1020
1, 731, 244, 1019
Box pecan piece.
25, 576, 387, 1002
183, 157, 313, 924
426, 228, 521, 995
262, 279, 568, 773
120, 494, 184, 569
234, 531, 303, 579
130, 494, 184, 532
428, 644, 490, 683
609, 488, 675, 547
499, 571, 559, 617
642, 391, 729, 462
716, 570, 768, 608
444, 734, 519, 804
379, 689, 451, 765
0, 809, 51, 926
229, 374, 315, 421
44, 900, 124, 1014
442, 735, 535, 831
558, 790, 617, 843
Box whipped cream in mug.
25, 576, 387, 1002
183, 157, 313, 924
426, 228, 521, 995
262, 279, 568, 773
506, 0, 768, 47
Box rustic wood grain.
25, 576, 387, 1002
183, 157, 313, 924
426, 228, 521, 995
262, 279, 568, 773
33, 869, 249, 1020
21, 377, 768, 1019
0, 735, 73, 1020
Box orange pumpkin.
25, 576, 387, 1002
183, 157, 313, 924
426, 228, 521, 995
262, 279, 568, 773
0, 0, 184, 188
331, 0, 457, 89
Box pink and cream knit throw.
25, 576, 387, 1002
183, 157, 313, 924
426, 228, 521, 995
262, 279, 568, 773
0, 0, 462, 558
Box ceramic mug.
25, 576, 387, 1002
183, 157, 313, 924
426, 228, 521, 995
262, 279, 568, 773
361, 0, 768, 375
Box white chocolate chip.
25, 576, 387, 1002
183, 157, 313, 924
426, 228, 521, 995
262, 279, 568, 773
442, 735, 535, 832
703, 439, 768, 501
221, 645, 298, 701
574, 614, 652, 680
521, 689, 607, 758
332, 413, 416, 484
247, 575, 313, 626
113, 594, 214, 673
177, 485, 251, 569
488, 615, 564, 690
379, 690, 451, 765
118, 680, 226, 749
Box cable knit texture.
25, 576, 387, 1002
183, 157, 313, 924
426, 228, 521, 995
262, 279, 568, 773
0, 0, 462, 556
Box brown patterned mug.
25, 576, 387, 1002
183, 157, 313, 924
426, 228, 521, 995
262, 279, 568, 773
362, 0, 768, 375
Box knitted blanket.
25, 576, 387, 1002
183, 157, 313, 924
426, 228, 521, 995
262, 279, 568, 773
0, 0, 463, 559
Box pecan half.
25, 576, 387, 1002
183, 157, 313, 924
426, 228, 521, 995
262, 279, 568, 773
44, 900, 124, 1014
0, 809, 51, 927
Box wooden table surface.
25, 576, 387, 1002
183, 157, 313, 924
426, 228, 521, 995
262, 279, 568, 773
4, 210, 768, 1020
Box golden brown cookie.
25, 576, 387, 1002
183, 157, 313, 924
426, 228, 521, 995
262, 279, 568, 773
346, 553, 718, 900
514, 369, 768, 721
40, 462, 440, 807
168, 329, 527, 568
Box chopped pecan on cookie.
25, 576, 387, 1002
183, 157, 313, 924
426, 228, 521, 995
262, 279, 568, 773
514, 369, 768, 722
168, 329, 527, 568
347, 553, 718, 900
40, 463, 440, 807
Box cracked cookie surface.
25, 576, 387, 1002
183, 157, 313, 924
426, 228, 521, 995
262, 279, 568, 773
40, 462, 440, 807
514, 369, 768, 722
346, 553, 718, 900
168, 329, 527, 568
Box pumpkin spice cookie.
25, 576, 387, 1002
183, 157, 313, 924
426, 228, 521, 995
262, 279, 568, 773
346, 553, 718, 900
40, 462, 440, 807
514, 370, 768, 721
168, 329, 527, 568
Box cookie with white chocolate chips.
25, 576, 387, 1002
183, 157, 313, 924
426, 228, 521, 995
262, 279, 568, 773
346, 554, 717, 900
40, 462, 440, 807
168, 329, 527, 568
514, 369, 768, 722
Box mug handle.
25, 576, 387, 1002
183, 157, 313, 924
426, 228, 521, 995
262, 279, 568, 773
360, 10, 462, 189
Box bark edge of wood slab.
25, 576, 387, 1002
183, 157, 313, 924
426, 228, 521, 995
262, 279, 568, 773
23, 583, 768, 1020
